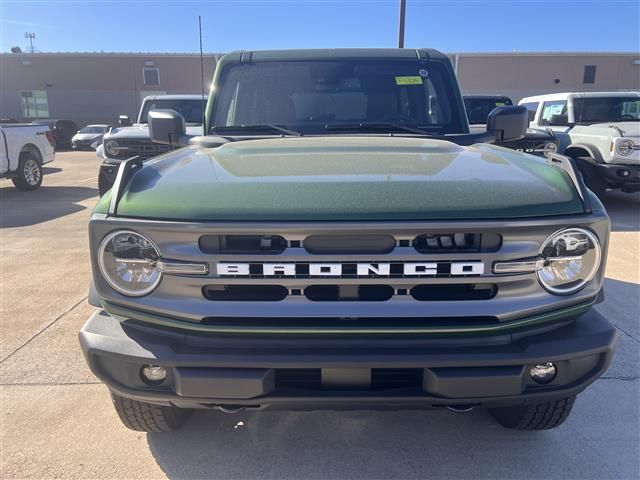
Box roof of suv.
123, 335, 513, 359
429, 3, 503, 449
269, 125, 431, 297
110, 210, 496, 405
520, 91, 640, 103
222, 48, 450, 63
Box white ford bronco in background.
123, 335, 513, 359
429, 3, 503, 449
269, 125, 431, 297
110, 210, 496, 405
519, 92, 640, 196
97, 94, 205, 195
0, 123, 55, 190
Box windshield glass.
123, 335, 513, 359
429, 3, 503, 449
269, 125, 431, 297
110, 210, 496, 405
79, 126, 107, 133
140, 99, 204, 124
574, 97, 640, 123
463, 97, 512, 124
211, 59, 465, 134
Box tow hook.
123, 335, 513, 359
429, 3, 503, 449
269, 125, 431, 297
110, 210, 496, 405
446, 404, 476, 413
216, 405, 248, 414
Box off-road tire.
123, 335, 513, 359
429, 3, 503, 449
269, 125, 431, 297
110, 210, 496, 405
11, 152, 43, 191
489, 395, 576, 430
111, 392, 192, 432
576, 157, 607, 198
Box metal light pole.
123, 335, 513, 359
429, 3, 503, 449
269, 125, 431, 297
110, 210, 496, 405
398, 0, 406, 48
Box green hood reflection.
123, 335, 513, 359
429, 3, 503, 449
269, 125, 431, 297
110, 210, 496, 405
97, 136, 584, 221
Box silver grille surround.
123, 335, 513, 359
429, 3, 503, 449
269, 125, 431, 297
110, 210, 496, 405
89, 212, 609, 326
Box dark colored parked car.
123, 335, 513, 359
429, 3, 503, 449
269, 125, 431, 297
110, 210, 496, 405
72, 124, 111, 151
464, 95, 559, 156
31, 119, 79, 150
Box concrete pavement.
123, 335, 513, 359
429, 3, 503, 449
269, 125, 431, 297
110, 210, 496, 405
1, 151, 638, 479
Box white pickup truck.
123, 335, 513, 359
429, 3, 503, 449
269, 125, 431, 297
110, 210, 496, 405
1, 123, 55, 190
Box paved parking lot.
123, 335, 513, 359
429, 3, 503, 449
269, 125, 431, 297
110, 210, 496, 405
1, 151, 639, 479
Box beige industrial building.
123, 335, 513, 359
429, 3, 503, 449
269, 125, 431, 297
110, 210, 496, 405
1, 51, 638, 126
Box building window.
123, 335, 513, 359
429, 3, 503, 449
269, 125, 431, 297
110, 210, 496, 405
143, 68, 160, 86
20, 90, 49, 118
583, 65, 597, 84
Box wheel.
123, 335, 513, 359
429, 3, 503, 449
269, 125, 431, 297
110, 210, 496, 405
11, 152, 43, 191
576, 157, 607, 198
110, 392, 192, 432
489, 395, 576, 430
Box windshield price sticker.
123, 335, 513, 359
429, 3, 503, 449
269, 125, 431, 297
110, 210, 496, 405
395, 76, 423, 85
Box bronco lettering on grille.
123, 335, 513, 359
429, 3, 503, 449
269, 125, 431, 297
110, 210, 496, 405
216, 262, 485, 276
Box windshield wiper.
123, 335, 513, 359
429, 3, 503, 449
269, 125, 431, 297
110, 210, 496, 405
211, 124, 302, 136
325, 122, 442, 135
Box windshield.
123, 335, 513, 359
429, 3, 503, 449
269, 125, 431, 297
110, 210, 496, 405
140, 99, 204, 124
463, 97, 512, 124
79, 126, 107, 133
574, 97, 640, 123
211, 59, 465, 135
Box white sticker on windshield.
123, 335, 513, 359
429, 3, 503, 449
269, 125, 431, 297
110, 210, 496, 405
419, 69, 429, 77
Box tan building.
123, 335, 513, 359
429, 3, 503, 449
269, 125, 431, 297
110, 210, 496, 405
0, 53, 218, 126
452, 52, 639, 103
1, 51, 638, 127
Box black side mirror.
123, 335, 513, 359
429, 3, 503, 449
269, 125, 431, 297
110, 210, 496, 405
548, 114, 568, 126
487, 105, 528, 142
148, 109, 190, 146
118, 115, 132, 127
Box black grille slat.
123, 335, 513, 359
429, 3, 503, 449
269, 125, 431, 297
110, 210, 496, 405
203, 285, 287, 301
411, 284, 497, 301
304, 235, 396, 254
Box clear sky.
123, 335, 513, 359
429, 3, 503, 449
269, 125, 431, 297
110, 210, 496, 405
1, 0, 639, 54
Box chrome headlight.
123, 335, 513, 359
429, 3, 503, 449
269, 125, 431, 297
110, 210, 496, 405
615, 139, 634, 156
537, 228, 601, 295
98, 230, 161, 296
104, 140, 120, 156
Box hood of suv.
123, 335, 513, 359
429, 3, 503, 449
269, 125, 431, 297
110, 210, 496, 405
105, 124, 204, 140
589, 122, 640, 138
98, 136, 585, 221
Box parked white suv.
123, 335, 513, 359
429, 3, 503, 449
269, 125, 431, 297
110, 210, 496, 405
519, 92, 640, 196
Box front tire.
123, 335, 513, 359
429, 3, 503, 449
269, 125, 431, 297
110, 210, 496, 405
489, 395, 576, 430
111, 392, 193, 432
11, 152, 43, 191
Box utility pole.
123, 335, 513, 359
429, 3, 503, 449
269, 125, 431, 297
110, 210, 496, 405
398, 0, 406, 48
25, 32, 35, 53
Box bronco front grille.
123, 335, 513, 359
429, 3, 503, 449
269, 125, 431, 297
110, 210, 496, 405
93, 217, 607, 331
111, 139, 171, 159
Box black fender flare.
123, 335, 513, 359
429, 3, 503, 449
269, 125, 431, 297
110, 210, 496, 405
564, 143, 604, 163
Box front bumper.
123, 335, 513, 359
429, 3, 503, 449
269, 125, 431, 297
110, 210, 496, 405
592, 161, 640, 192
80, 308, 617, 410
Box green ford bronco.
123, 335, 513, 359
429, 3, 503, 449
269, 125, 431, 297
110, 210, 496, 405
80, 49, 617, 432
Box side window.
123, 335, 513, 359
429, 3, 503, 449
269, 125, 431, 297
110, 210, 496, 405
521, 102, 539, 122
539, 101, 567, 126
20, 90, 49, 118
583, 65, 597, 84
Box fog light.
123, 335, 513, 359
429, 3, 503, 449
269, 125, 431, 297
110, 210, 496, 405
141, 365, 167, 384
530, 362, 557, 384
619, 170, 631, 177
